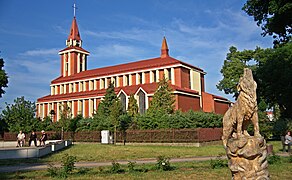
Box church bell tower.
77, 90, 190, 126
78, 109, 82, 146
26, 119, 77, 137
58, 10, 90, 77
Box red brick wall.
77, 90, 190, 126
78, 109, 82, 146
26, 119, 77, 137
119, 76, 123, 87
202, 92, 215, 113
214, 101, 229, 115
74, 100, 78, 117
201, 75, 205, 92
181, 68, 190, 89
84, 99, 89, 117
159, 70, 164, 80
174, 67, 182, 87
131, 74, 136, 85
145, 72, 150, 84
177, 94, 201, 112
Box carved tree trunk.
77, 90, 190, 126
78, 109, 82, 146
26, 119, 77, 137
226, 136, 269, 180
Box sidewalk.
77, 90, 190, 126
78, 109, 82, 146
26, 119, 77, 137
0, 156, 222, 173
0, 153, 289, 173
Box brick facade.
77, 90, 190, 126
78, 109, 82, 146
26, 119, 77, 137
36, 17, 230, 121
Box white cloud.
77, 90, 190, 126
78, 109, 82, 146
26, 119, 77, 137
21, 48, 59, 56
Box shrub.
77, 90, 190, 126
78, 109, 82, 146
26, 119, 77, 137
156, 156, 173, 171
210, 156, 228, 169
267, 153, 281, 164
61, 153, 77, 173
127, 161, 136, 172
109, 161, 124, 174
47, 163, 58, 177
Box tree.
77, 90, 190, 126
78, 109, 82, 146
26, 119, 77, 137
1, 96, 37, 132
217, 46, 256, 99
256, 42, 292, 118
243, 0, 292, 44
127, 94, 138, 117
218, 42, 292, 118
109, 99, 124, 144
147, 76, 175, 114
0, 58, 8, 98
93, 82, 118, 130
118, 113, 132, 145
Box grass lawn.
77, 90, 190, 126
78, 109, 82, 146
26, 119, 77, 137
43, 143, 226, 162
1, 157, 291, 179
0, 141, 282, 166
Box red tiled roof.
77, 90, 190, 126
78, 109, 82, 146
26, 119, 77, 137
59, 46, 89, 53
37, 83, 199, 103
68, 17, 81, 41
51, 56, 204, 84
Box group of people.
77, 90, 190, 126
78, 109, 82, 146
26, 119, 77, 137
16, 130, 47, 147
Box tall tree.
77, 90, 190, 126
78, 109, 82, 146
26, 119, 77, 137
243, 0, 292, 44
1, 96, 36, 132
97, 82, 118, 117
0, 58, 8, 98
147, 76, 175, 115
127, 94, 138, 117
256, 42, 292, 118
217, 46, 256, 99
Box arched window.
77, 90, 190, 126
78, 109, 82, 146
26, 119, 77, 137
137, 90, 146, 114
119, 93, 127, 111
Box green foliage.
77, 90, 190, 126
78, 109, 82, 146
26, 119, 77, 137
147, 76, 175, 115
127, 161, 136, 172
47, 154, 77, 179
1, 96, 36, 132
127, 94, 138, 117
97, 82, 118, 117
218, 42, 292, 119
0, 58, 8, 98
47, 163, 58, 177
156, 156, 173, 171
243, 0, 292, 44
137, 110, 223, 129
217, 46, 255, 98
267, 153, 281, 164
61, 153, 77, 174
273, 118, 292, 137
256, 42, 292, 118
289, 155, 292, 163
109, 161, 124, 174
92, 82, 125, 132
210, 156, 228, 169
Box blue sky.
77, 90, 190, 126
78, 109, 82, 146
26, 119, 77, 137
0, 0, 273, 110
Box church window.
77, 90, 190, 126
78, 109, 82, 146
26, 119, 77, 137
65, 62, 69, 71
153, 71, 157, 82
168, 68, 172, 80
119, 93, 127, 111
80, 61, 83, 72
126, 75, 129, 86
138, 73, 142, 84
137, 90, 146, 114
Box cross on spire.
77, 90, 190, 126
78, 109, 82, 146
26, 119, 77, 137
73, 3, 78, 17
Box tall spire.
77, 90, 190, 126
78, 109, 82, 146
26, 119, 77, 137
66, 17, 82, 47
161, 36, 169, 58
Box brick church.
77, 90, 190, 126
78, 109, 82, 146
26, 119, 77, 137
36, 16, 230, 122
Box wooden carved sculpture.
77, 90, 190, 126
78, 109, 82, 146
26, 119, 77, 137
222, 68, 269, 180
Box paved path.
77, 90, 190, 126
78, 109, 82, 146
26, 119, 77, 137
0, 153, 289, 173
0, 156, 222, 173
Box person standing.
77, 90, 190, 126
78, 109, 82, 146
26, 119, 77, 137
39, 130, 47, 146
285, 131, 292, 152
16, 130, 25, 147
28, 130, 37, 147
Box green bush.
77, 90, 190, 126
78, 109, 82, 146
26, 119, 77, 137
267, 153, 281, 164
109, 161, 124, 174
61, 153, 77, 173
156, 156, 173, 171
210, 157, 228, 169
127, 161, 136, 172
